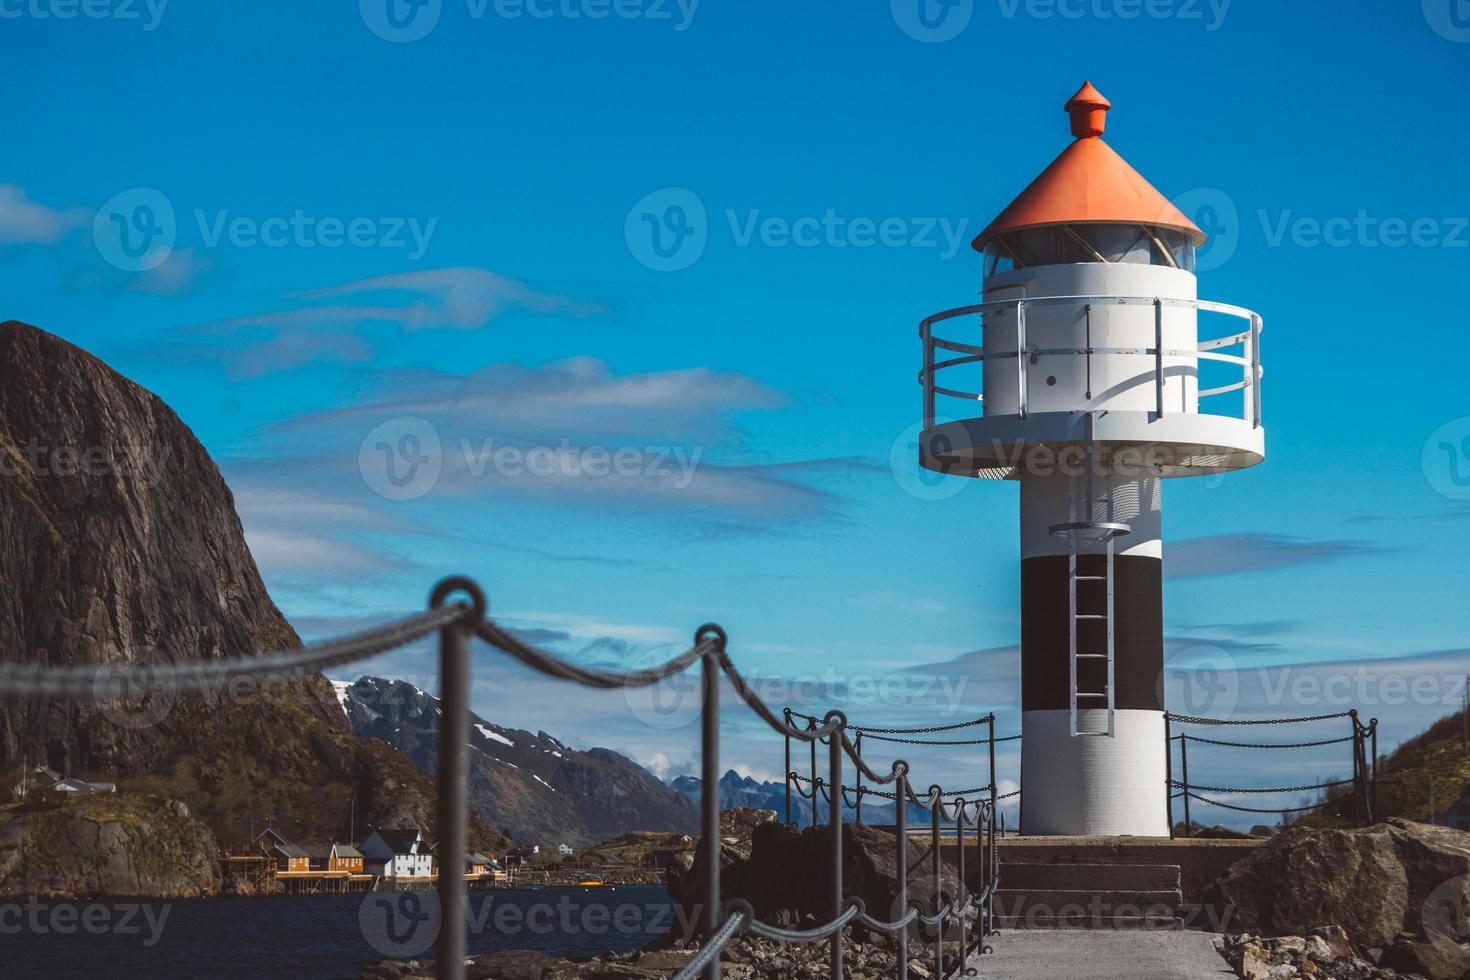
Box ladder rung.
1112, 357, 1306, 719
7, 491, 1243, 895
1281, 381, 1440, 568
1075, 654, 1109, 659
1076, 693, 1109, 699
1075, 614, 1108, 620
1074, 731, 1112, 737
1075, 575, 1107, 581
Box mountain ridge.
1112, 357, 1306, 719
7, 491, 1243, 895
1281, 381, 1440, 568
339, 676, 699, 847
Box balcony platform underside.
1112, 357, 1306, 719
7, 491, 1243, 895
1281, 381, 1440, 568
919, 410, 1264, 480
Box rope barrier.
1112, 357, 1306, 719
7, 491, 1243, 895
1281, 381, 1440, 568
669, 911, 749, 980
0, 574, 1009, 980
0, 607, 465, 701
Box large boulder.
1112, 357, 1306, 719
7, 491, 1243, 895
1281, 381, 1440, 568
1207, 819, 1470, 979
668, 820, 964, 942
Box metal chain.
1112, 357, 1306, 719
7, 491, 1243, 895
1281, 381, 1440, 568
1175, 733, 1356, 749
857, 732, 1022, 746
1183, 792, 1342, 815
787, 710, 994, 735
1168, 778, 1355, 794
1166, 710, 1353, 726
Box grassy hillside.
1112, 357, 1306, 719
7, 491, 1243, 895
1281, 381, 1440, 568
1300, 707, 1469, 827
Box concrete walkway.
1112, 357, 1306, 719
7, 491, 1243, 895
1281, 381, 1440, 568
970, 930, 1236, 979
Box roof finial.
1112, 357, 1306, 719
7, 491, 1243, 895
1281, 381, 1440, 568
1065, 81, 1111, 139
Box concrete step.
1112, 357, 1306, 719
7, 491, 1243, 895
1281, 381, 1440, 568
987, 887, 1181, 934
1000, 861, 1180, 892
994, 888, 1184, 930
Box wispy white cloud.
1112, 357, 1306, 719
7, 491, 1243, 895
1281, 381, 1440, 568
0, 184, 88, 246
296, 266, 604, 328
132, 245, 212, 295
276, 356, 784, 443
159, 266, 606, 377
1167, 533, 1389, 579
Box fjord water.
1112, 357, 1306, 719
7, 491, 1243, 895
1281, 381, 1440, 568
6, 885, 675, 979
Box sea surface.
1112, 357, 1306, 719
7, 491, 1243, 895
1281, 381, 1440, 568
4, 885, 678, 979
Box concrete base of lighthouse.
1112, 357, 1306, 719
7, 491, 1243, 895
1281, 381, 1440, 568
1020, 708, 1169, 836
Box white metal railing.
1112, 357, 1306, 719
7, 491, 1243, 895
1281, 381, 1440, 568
917, 294, 1263, 430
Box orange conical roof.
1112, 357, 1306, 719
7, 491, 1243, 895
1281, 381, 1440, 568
972, 83, 1204, 251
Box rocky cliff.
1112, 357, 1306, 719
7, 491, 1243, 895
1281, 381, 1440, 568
340, 676, 698, 846
0, 793, 220, 899
0, 321, 508, 862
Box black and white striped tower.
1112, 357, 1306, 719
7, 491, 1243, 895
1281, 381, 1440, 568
916, 83, 1265, 836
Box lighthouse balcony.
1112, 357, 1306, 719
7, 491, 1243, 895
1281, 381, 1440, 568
917, 294, 1265, 479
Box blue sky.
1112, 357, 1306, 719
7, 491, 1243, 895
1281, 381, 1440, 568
2, 1, 1467, 825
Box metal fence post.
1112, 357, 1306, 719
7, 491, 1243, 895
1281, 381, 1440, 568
955, 802, 967, 969
987, 714, 997, 820
1154, 298, 1165, 418
1250, 313, 1262, 428
1179, 735, 1191, 836
896, 771, 909, 980
698, 626, 726, 980
1016, 300, 1028, 419
783, 709, 793, 826
1370, 718, 1379, 824
1349, 710, 1362, 827
932, 798, 943, 980
808, 719, 818, 828
1164, 713, 1175, 838
854, 731, 864, 825
429, 577, 483, 980
922, 320, 935, 428
829, 717, 844, 978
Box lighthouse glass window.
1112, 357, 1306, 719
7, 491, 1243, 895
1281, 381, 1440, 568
983, 223, 1195, 275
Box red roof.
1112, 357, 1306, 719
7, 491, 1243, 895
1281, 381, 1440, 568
972, 83, 1204, 251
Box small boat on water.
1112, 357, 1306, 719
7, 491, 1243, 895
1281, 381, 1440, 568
577, 875, 612, 889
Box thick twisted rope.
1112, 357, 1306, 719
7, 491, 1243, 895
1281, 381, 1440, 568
0, 607, 464, 701
669, 910, 749, 980
474, 617, 715, 689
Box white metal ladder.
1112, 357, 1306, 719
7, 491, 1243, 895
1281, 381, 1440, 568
1049, 414, 1129, 738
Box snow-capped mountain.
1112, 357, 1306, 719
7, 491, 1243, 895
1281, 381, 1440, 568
338, 677, 697, 847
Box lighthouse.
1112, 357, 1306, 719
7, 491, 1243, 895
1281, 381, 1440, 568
917, 83, 1265, 836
